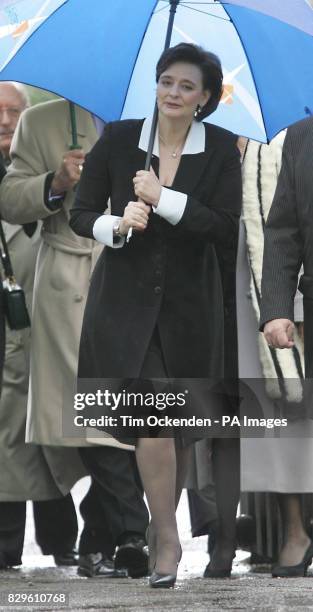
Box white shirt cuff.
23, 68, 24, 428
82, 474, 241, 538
48, 190, 64, 201
153, 187, 187, 225
93, 215, 125, 248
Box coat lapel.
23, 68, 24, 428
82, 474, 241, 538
137, 118, 216, 193
2, 222, 21, 243
130, 119, 216, 194
172, 148, 215, 194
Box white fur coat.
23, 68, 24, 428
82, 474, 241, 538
242, 133, 304, 401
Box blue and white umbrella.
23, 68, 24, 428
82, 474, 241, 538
0, 0, 313, 142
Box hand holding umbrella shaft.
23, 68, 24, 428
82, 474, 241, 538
126, 168, 160, 241
51, 149, 85, 195
120, 201, 151, 235
133, 168, 161, 206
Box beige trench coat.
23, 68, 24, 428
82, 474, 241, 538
0, 222, 84, 499
0, 99, 129, 452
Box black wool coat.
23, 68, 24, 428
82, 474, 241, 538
70, 119, 242, 380
260, 116, 313, 377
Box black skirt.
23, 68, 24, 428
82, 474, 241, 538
78, 326, 239, 445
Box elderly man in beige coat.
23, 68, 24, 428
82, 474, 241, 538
0, 82, 81, 569
0, 96, 149, 578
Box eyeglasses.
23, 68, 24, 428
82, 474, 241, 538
0, 107, 22, 118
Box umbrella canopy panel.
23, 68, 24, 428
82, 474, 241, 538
224, 2, 313, 140
0, 0, 158, 121
0, 0, 67, 70
121, 0, 313, 142
222, 0, 313, 36
122, 1, 266, 141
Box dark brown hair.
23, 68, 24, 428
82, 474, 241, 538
156, 43, 223, 120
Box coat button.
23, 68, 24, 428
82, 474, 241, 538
74, 294, 83, 302
154, 286, 162, 295
155, 269, 162, 277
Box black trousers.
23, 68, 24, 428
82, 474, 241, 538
78, 446, 149, 556
0, 493, 77, 565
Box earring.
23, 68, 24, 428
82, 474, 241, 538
194, 104, 202, 118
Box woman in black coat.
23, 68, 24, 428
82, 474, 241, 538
70, 43, 242, 586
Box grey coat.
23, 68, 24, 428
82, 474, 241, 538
240, 135, 313, 493
0, 100, 128, 451
260, 117, 313, 377
0, 222, 83, 499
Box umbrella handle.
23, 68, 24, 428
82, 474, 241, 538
144, 0, 179, 169
125, 102, 159, 241
129, 0, 180, 241
145, 102, 158, 171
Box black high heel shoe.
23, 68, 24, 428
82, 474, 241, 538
203, 563, 232, 578
149, 546, 182, 589
203, 546, 236, 579
272, 541, 313, 578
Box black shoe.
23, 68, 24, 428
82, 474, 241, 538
115, 536, 149, 578
54, 549, 79, 566
149, 544, 182, 588
0, 553, 6, 570
203, 563, 231, 578
249, 552, 273, 565
203, 536, 235, 579
0, 552, 22, 570
78, 552, 128, 578
272, 541, 313, 578
236, 514, 256, 550
149, 571, 176, 588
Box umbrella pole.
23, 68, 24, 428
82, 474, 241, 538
69, 101, 81, 149
127, 0, 180, 242
144, 0, 180, 170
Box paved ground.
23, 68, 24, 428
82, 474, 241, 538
1, 478, 313, 611
2, 568, 313, 612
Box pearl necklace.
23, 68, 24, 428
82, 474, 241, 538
159, 134, 185, 158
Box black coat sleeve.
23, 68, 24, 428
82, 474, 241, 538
0, 161, 6, 183
260, 127, 303, 328
69, 123, 112, 238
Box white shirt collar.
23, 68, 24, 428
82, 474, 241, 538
138, 117, 206, 156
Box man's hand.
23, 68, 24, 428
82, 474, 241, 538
51, 149, 85, 195
119, 201, 151, 235
133, 167, 161, 206
263, 318, 295, 349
